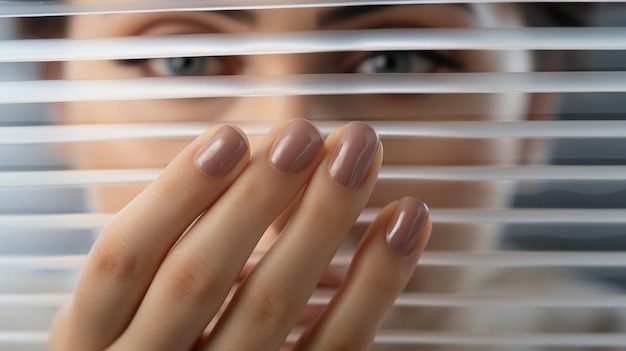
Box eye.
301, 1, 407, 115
117, 56, 240, 77
348, 51, 464, 74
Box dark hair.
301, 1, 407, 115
18, 3, 595, 39
18, 16, 65, 39
523, 3, 595, 27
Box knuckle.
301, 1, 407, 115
238, 179, 266, 203
244, 280, 300, 328
88, 227, 143, 282
164, 256, 224, 304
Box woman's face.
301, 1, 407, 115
61, 3, 535, 327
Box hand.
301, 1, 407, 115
49, 119, 431, 351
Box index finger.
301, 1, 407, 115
60, 125, 249, 350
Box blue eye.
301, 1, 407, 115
164, 57, 209, 76
352, 51, 463, 74
117, 56, 238, 77
151, 57, 234, 77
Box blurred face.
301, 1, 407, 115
61, 3, 535, 332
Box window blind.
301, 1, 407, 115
2, 1, 626, 350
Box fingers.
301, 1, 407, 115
200, 122, 382, 351
52, 125, 250, 350
50, 119, 423, 351
111, 119, 326, 351
294, 197, 431, 351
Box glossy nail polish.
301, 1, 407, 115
329, 122, 380, 187
386, 197, 430, 256
269, 119, 324, 173
194, 125, 247, 176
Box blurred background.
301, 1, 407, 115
503, 2, 626, 290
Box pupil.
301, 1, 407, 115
374, 53, 408, 73
167, 57, 205, 76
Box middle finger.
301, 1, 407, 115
202, 122, 382, 351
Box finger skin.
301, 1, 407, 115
201, 123, 382, 351
49, 126, 250, 351
112, 120, 326, 351
294, 199, 432, 351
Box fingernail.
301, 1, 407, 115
386, 197, 430, 256
194, 125, 247, 176
269, 119, 324, 173
328, 122, 379, 187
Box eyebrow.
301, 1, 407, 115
204, 4, 472, 27
318, 4, 473, 27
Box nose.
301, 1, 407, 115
251, 95, 311, 122
224, 93, 311, 128
224, 54, 312, 124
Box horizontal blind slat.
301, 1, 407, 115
6, 121, 626, 145
6, 209, 626, 230
4, 28, 626, 63
4, 251, 626, 269
0, 0, 614, 18
5, 291, 626, 308
0, 294, 68, 307
372, 331, 626, 348
3, 330, 626, 347
387, 293, 626, 309
7, 166, 626, 188
2, 73, 626, 104
0, 332, 47, 344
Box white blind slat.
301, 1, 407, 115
0, 294, 68, 307
6, 121, 626, 145
3, 28, 626, 63
3, 251, 626, 270
2, 330, 625, 348
0, 0, 613, 18
2, 73, 626, 104
6, 166, 626, 188
0, 332, 47, 344
0, 166, 587, 188
371, 331, 626, 348
5, 291, 626, 309
5, 209, 626, 231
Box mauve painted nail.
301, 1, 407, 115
328, 122, 380, 187
194, 125, 247, 176
386, 197, 430, 256
269, 119, 323, 173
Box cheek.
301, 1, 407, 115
69, 139, 190, 213
382, 138, 520, 166
91, 184, 147, 213
315, 92, 530, 122
364, 90, 527, 209
66, 97, 237, 125
72, 140, 190, 169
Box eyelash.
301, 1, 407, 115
343, 50, 465, 74
115, 50, 464, 76
116, 56, 240, 77
412, 50, 464, 70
